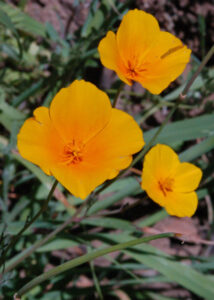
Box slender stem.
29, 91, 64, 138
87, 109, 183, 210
130, 167, 142, 176
3, 195, 89, 274
0, 179, 58, 270
112, 82, 125, 108
15, 233, 174, 298
89, 260, 104, 300
131, 102, 179, 167
139, 102, 163, 124
182, 44, 214, 97
138, 101, 193, 125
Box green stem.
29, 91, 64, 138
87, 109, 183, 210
131, 102, 178, 167
3, 195, 89, 274
182, 44, 214, 97
139, 101, 194, 125
89, 259, 104, 300
15, 232, 174, 298
0, 179, 58, 270
112, 82, 125, 108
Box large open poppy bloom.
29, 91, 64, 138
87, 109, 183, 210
141, 144, 202, 217
17, 80, 144, 199
98, 9, 191, 94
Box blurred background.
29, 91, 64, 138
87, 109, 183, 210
0, 1, 214, 299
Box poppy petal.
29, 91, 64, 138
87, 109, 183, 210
165, 191, 198, 217
17, 107, 63, 175
50, 108, 144, 199
17, 81, 144, 200
173, 162, 202, 192
137, 31, 191, 94
98, 31, 131, 85
84, 108, 144, 167
51, 156, 132, 199
50, 80, 112, 144
142, 168, 167, 207
142, 144, 179, 179
117, 9, 160, 65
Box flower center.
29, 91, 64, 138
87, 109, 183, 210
158, 177, 174, 197
126, 60, 147, 80
61, 140, 84, 166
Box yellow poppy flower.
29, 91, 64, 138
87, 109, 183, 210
98, 9, 191, 94
141, 144, 202, 217
17, 80, 144, 199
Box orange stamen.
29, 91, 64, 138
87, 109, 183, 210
158, 177, 174, 197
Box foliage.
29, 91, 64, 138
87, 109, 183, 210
0, 1, 214, 299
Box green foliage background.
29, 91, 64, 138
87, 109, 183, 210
0, 1, 214, 299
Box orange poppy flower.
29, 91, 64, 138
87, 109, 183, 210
141, 144, 202, 217
98, 9, 191, 94
17, 80, 144, 199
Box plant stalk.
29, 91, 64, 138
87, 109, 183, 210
112, 82, 125, 108
3, 195, 89, 274
15, 232, 174, 298
182, 44, 214, 97
0, 179, 58, 270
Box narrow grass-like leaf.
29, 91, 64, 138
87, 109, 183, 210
147, 292, 178, 300
0, 221, 57, 235
0, 2, 46, 37
12, 79, 44, 107
81, 217, 137, 232
98, 233, 214, 300
164, 69, 214, 101
179, 136, 214, 162
144, 114, 214, 145
0, 8, 19, 37
127, 250, 214, 300
0, 97, 25, 132
36, 239, 79, 252
0, 8, 22, 56
88, 179, 141, 215
12, 152, 52, 188
16, 233, 173, 297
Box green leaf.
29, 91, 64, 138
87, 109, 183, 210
12, 152, 52, 188
0, 97, 25, 132
127, 249, 214, 300
0, 42, 20, 61
102, 233, 214, 300
0, 2, 46, 37
137, 210, 168, 227
147, 292, 178, 300
16, 233, 173, 297
0, 8, 19, 38
36, 239, 79, 252
0, 221, 56, 235
81, 217, 137, 232
81, 0, 99, 37
88, 177, 141, 215
179, 136, 214, 162
144, 114, 214, 146
12, 79, 44, 107
164, 69, 214, 101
